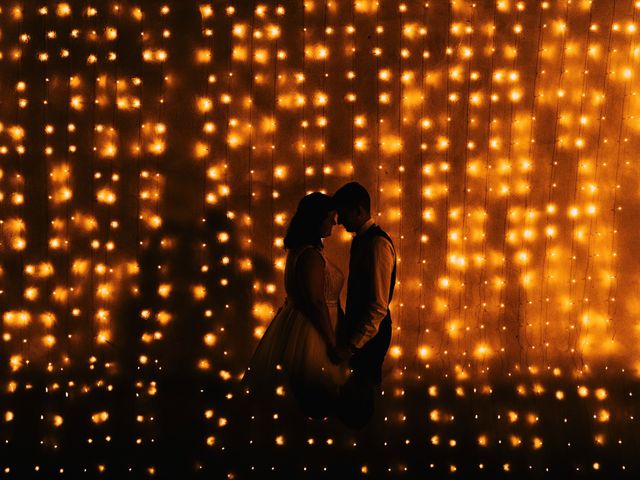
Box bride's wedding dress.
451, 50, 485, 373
243, 244, 348, 418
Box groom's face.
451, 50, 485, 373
336, 206, 360, 233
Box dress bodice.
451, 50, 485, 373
318, 249, 344, 307
284, 245, 344, 308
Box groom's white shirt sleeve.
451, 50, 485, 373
351, 231, 395, 349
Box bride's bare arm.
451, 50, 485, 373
297, 249, 336, 348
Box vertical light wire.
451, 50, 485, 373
375, 3, 380, 213
320, 0, 328, 190
41, 6, 51, 368
395, 3, 403, 374
607, 3, 637, 344
248, 0, 256, 295
224, 10, 232, 216
349, 1, 355, 182
497, 2, 524, 369
414, 2, 428, 375
42, 0, 56, 429
459, 5, 474, 372
566, 0, 597, 365
439, 0, 452, 372
519, 2, 545, 368
136, 5, 144, 251
103, 2, 119, 353
157, 6, 166, 227
538, 0, 570, 363
88, 4, 98, 347
270, 13, 279, 268
201, 9, 212, 224
134, 7, 144, 428
63, 3, 74, 358
477, 0, 498, 372
301, 2, 307, 193
579, 1, 616, 350
13, 5, 26, 363
0, 3, 7, 378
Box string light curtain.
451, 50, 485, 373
1, 0, 640, 476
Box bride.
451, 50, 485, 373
242, 192, 349, 418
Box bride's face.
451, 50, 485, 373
320, 210, 337, 237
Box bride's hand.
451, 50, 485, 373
327, 345, 341, 365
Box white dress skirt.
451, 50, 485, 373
242, 244, 349, 418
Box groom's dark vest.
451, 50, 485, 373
343, 224, 396, 344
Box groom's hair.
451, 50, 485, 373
332, 182, 370, 213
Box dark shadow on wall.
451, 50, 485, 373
108, 206, 260, 476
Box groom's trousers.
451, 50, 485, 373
349, 314, 392, 385
337, 315, 391, 429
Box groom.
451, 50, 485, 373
330, 182, 396, 428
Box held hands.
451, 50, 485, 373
325, 335, 340, 365
328, 342, 355, 365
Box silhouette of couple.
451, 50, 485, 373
243, 182, 397, 428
